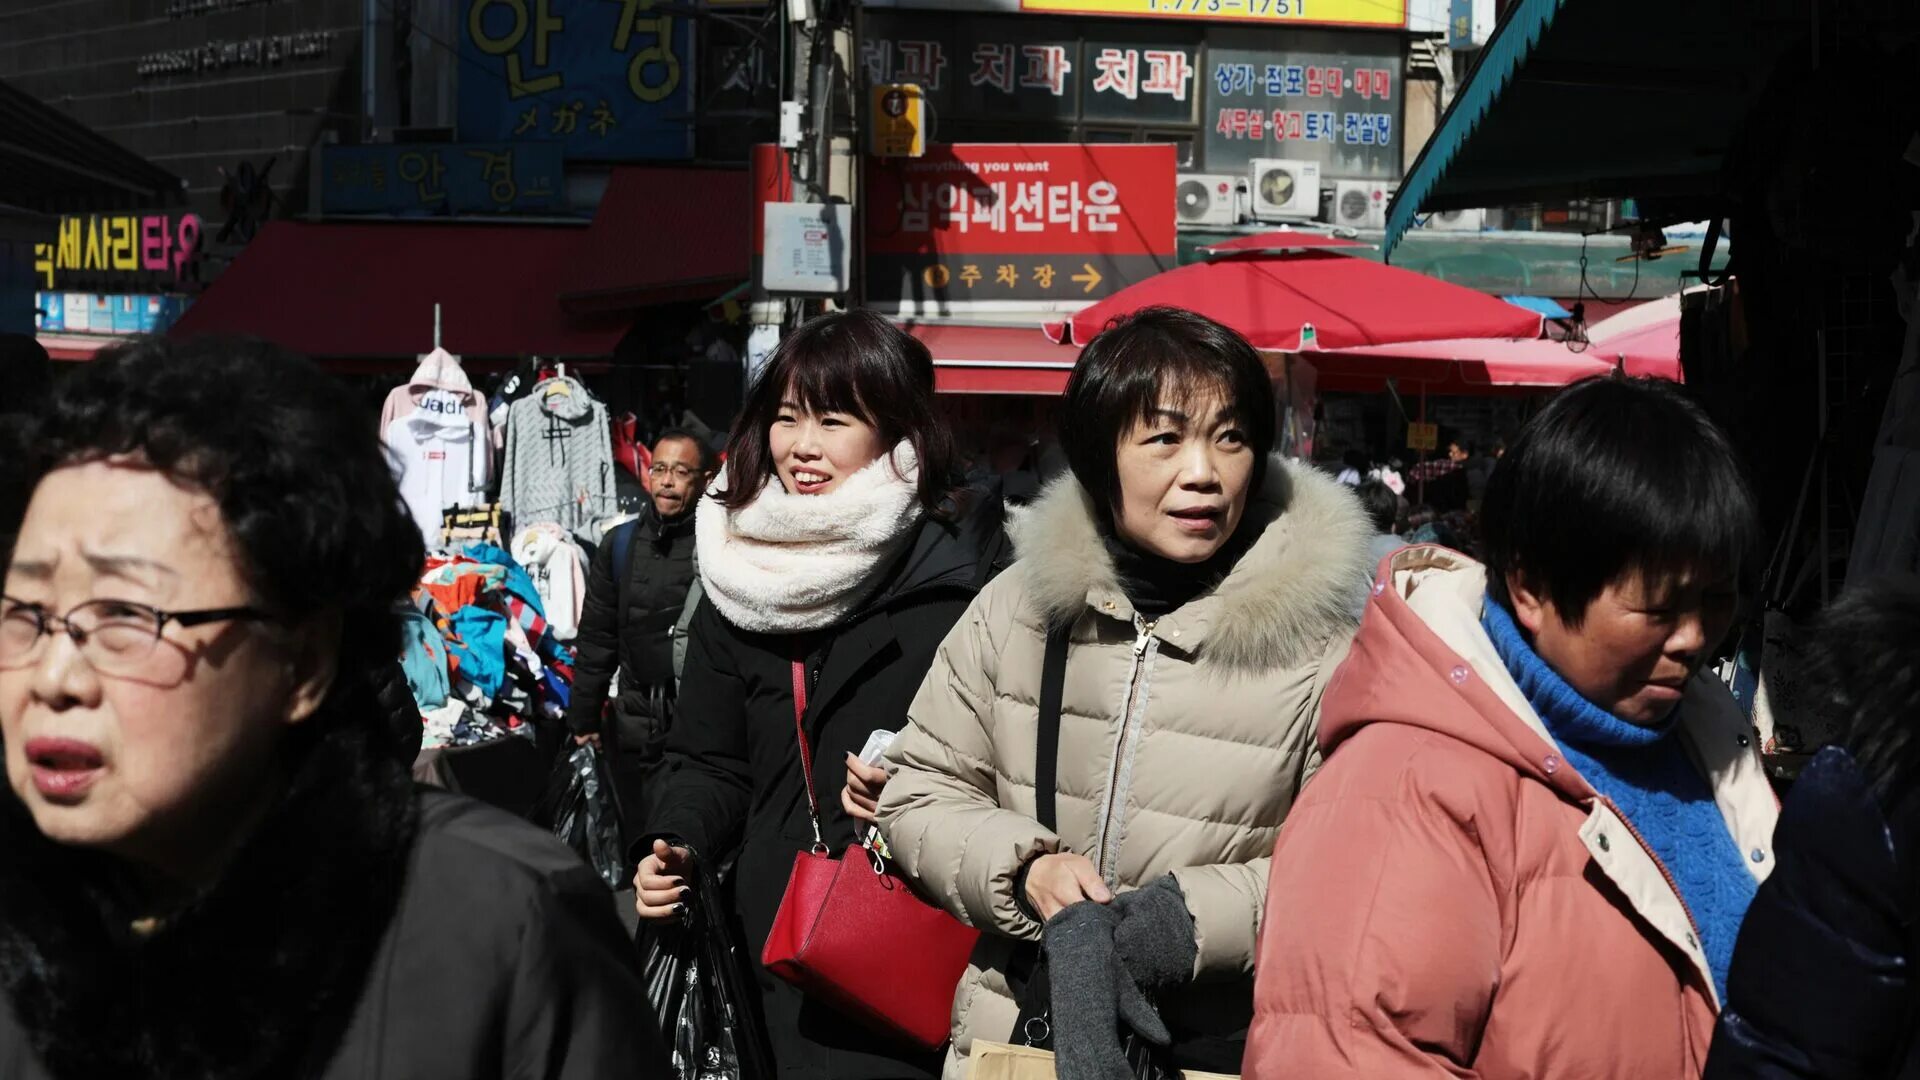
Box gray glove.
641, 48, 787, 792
1043, 900, 1170, 1080
1111, 874, 1198, 990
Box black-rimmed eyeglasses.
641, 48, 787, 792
0, 596, 268, 674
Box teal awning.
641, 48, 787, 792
1179, 226, 1727, 300
1384, 0, 1795, 257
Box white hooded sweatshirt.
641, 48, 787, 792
387, 394, 490, 546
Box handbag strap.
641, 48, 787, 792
1034, 621, 1071, 832
790, 652, 826, 850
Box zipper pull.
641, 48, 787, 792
1133, 618, 1157, 657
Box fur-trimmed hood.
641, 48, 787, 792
878, 458, 1370, 1077
1007, 455, 1370, 672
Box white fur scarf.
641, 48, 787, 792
695, 442, 925, 634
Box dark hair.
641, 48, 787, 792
1808, 578, 1920, 803
654, 426, 718, 472
14, 336, 424, 732
1355, 480, 1399, 533
1060, 307, 1275, 523
720, 309, 957, 515
1482, 376, 1759, 625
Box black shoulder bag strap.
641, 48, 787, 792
1011, 620, 1074, 1048
1034, 620, 1071, 832
1017, 619, 1189, 1076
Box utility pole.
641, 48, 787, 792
744, 0, 851, 382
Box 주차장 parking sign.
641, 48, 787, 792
863, 143, 1176, 312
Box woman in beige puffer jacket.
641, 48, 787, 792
874, 312, 1369, 1080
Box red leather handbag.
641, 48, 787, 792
760, 657, 980, 1049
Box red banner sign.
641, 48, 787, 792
865, 143, 1175, 305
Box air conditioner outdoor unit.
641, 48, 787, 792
1423, 207, 1486, 233
1175, 173, 1241, 227
1249, 158, 1320, 222
1331, 180, 1393, 229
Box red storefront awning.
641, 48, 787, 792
559, 166, 751, 313
905, 323, 1081, 396
168, 221, 629, 358
37, 333, 122, 362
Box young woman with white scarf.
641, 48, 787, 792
631, 309, 1010, 1080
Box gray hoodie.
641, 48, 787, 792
499, 376, 616, 539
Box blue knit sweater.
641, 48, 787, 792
1481, 601, 1757, 1003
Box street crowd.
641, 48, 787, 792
0, 306, 1914, 1079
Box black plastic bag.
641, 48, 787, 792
637, 864, 774, 1080
530, 744, 627, 890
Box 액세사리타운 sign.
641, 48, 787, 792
1019, 0, 1403, 29
864, 143, 1175, 308
32, 213, 204, 292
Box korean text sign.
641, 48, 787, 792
318, 142, 565, 214
458, 0, 693, 161
32, 213, 203, 291
864, 144, 1175, 306
1019, 0, 1403, 28
1204, 45, 1402, 179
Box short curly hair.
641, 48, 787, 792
11, 336, 425, 729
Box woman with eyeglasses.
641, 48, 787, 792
0, 337, 658, 1079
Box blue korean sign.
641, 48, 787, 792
318, 142, 566, 215
458, 0, 695, 161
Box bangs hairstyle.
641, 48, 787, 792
1060, 306, 1275, 521
720, 309, 959, 515
1482, 375, 1761, 625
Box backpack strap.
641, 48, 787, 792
1034, 620, 1072, 832
606, 518, 638, 616
671, 576, 703, 688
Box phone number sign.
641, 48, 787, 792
1019, 0, 1403, 28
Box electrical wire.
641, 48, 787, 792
1576, 229, 1643, 305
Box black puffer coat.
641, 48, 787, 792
644, 488, 1008, 1080
566, 501, 699, 754
1705, 744, 1920, 1079
0, 706, 659, 1080
373, 658, 423, 765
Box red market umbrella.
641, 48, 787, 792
1044, 250, 1543, 351
1308, 336, 1615, 394
1585, 294, 1682, 380
1197, 231, 1371, 257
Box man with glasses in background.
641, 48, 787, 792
567, 429, 716, 832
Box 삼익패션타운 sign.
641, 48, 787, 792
863, 143, 1175, 310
